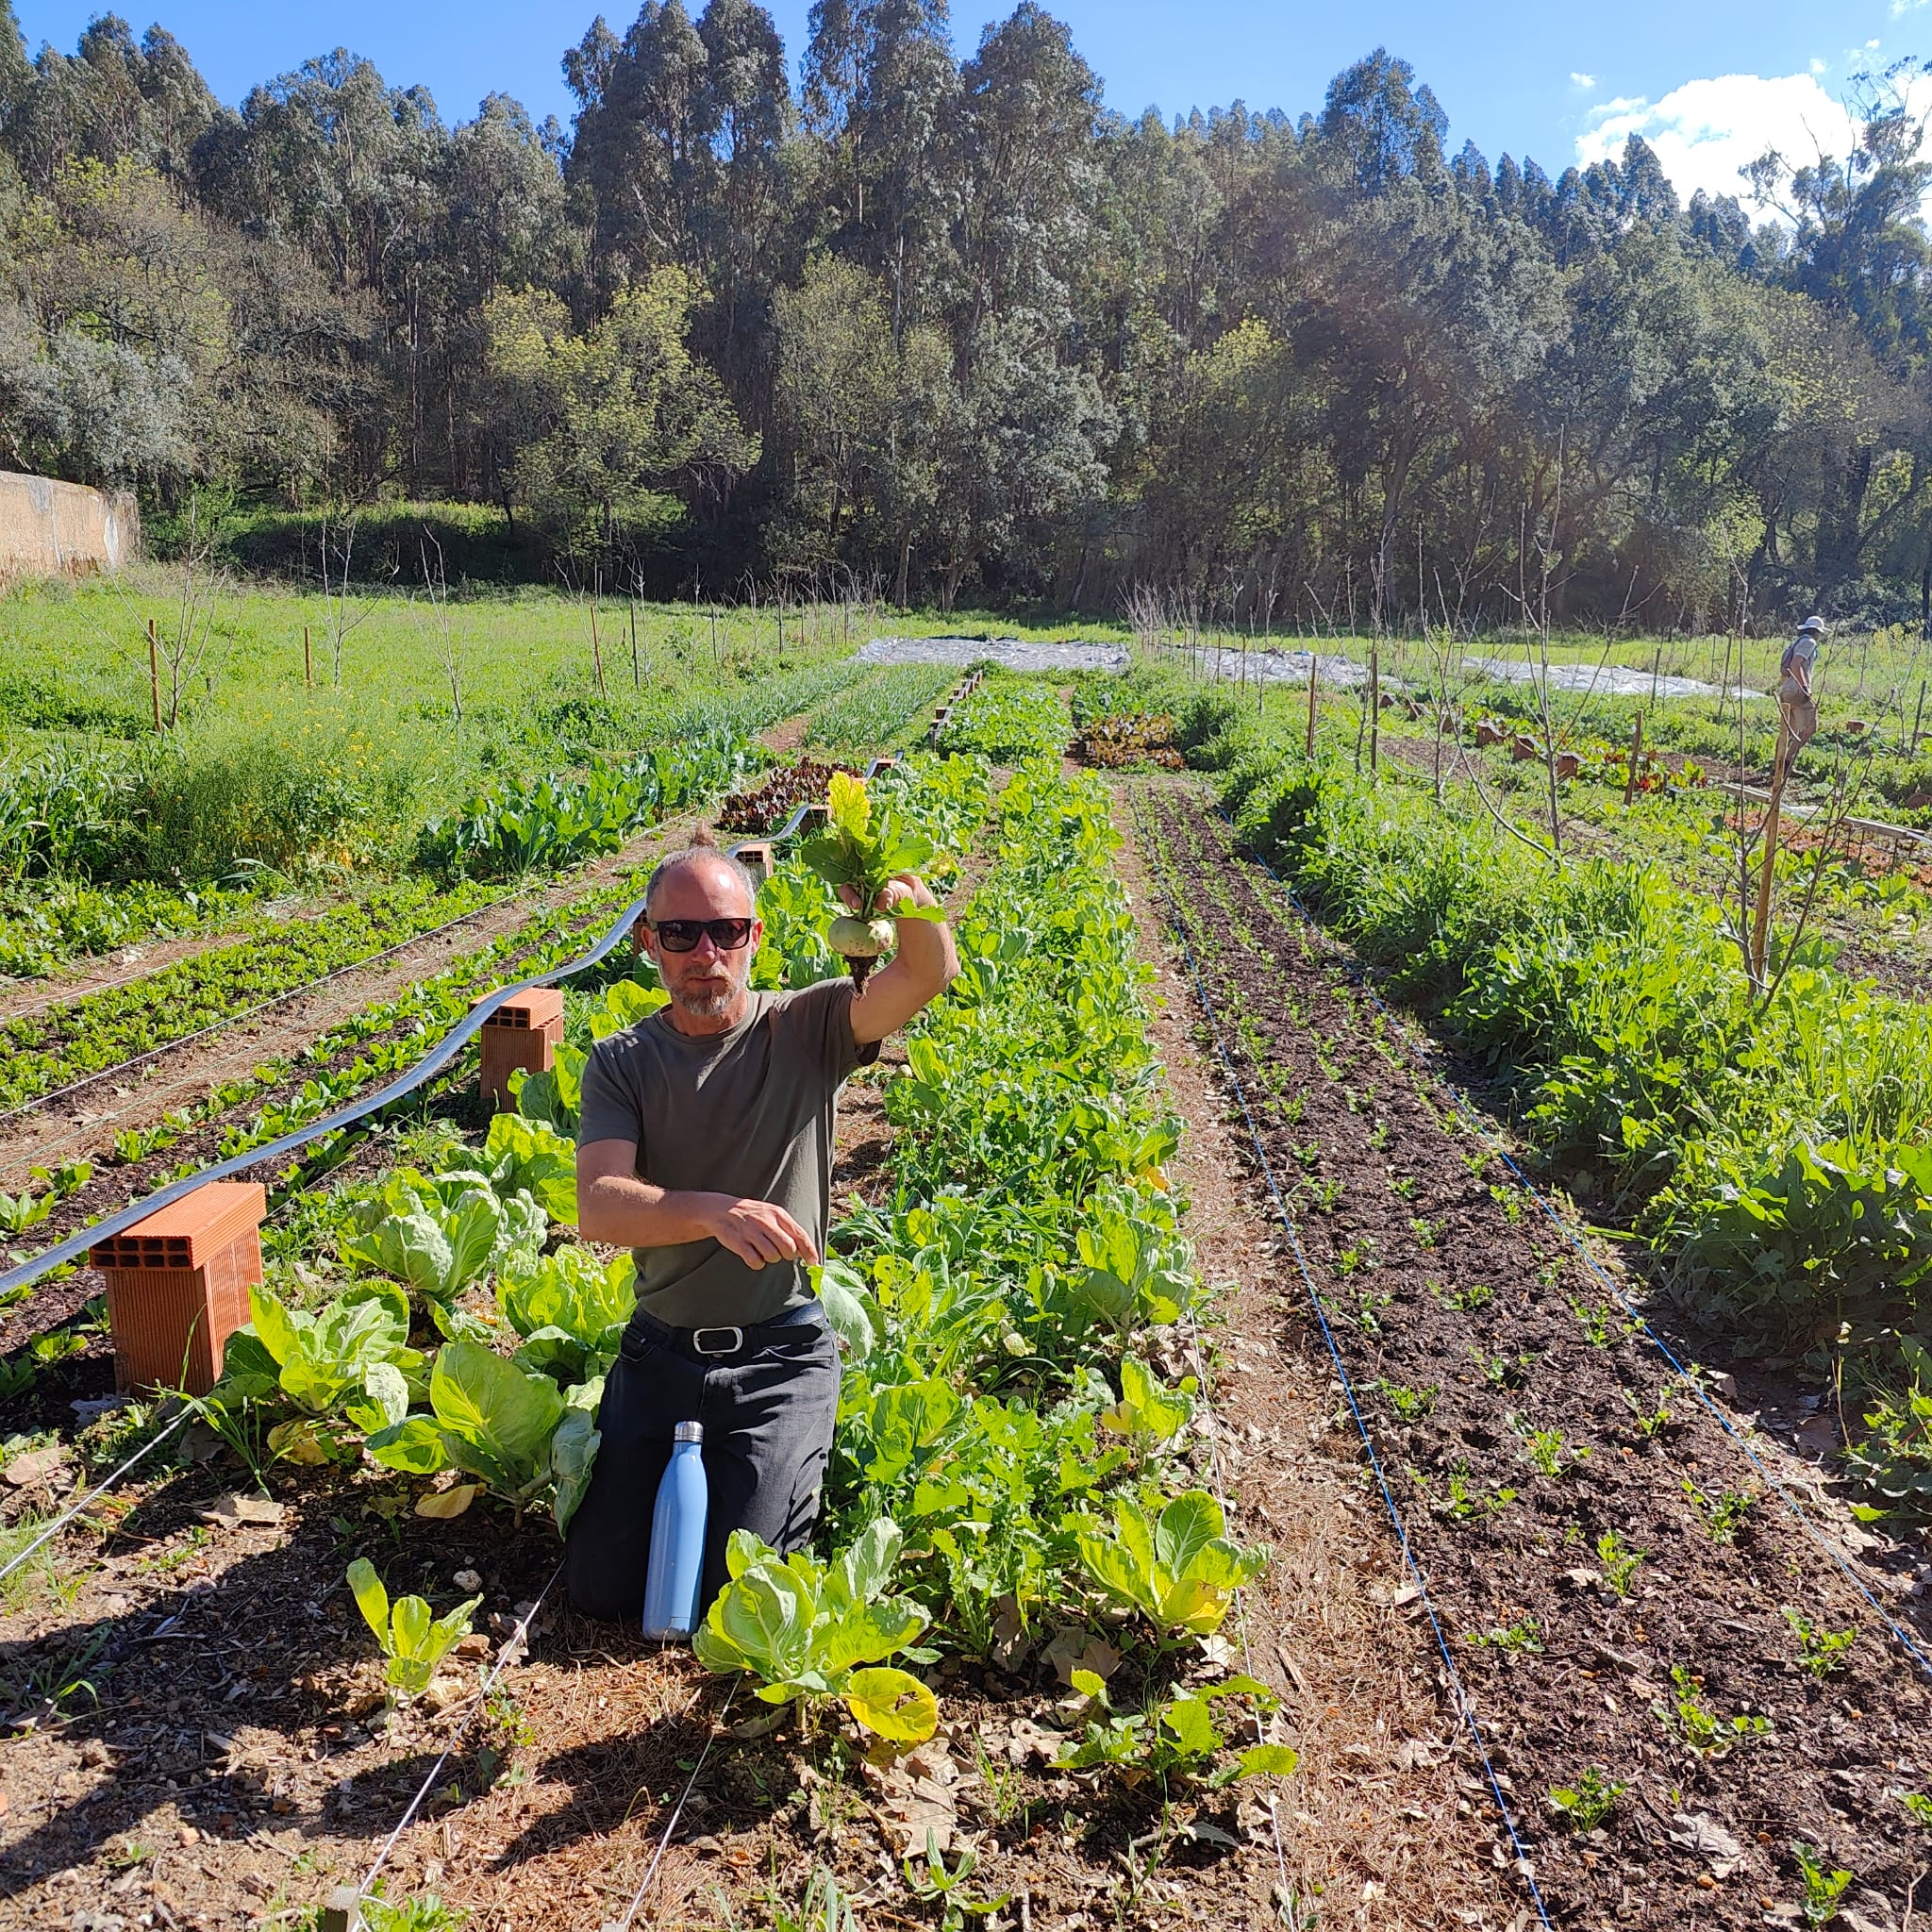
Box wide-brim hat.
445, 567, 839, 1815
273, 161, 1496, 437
1797, 615, 1826, 633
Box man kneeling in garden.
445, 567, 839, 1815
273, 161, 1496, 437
566, 838, 956, 1622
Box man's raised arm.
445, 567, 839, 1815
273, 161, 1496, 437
848, 874, 958, 1045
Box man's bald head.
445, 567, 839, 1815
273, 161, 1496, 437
643, 843, 758, 918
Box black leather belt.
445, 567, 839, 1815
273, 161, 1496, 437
632, 1300, 824, 1361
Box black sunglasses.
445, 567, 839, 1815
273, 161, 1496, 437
647, 917, 756, 954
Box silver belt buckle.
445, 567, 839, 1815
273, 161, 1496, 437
691, 1325, 744, 1357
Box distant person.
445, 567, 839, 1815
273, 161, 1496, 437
565, 836, 957, 1624
1775, 614, 1825, 784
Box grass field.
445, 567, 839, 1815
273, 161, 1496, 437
0, 573, 1112, 977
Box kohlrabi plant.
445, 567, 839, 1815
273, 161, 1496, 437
1053, 1668, 1297, 1787
799, 773, 941, 985
365, 1337, 576, 1518
345, 1558, 481, 1700
208, 1280, 425, 1464
1075, 1489, 1268, 1639
691, 1519, 940, 1741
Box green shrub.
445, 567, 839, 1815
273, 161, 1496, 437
1174, 687, 1245, 753
134, 716, 422, 883
1224, 752, 1932, 1350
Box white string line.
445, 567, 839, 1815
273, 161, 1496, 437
1132, 786, 1557, 1927
1221, 805, 1932, 1682
612, 1675, 741, 1932
0, 1404, 193, 1584
357, 1561, 566, 1901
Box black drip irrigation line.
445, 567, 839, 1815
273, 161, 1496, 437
0, 787, 868, 1308
1127, 787, 1557, 1928
1214, 800, 1932, 1687
0, 901, 643, 1300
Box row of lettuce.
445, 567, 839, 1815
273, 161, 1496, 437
1090, 665, 1932, 1507
203, 751, 1287, 1778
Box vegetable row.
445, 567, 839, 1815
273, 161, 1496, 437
197, 752, 1287, 1788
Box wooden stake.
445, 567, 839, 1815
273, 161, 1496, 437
1306, 652, 1319, 758
590, 574, 607, 698
1913, 679, 1926, 758
1368, 640, 1380, 778
629, 596, 641, 691
147, 617, 161, 733
1623, 711, 1644, 808
303, 624, 312, 689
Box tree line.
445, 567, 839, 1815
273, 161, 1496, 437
0, 1, 1927, 628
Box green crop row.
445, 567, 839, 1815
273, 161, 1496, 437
934, 673, 1074, 760
177, 754, 1277, 1783
0, 876, 651, 1286
0, 874, 510, 1112
801, 663, 959, 754
0, 708, 801, 1111
417, 728, 752, 880
1217, 750, 1932, 1360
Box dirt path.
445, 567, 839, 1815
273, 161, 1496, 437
1136, 778, 1932, 1931
1110, 786, 1522, 1928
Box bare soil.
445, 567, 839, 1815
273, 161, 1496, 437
1110, 791, 1520, 1929
1137, 780, 1932, 1932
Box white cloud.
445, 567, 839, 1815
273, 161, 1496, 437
1809, 57, 1828, 75
1894, 0, 1927, 16
1576, 73, 1862, 208
1570, 71, 1596, 90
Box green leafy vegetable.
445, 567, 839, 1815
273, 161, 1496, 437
497, 1247, 635, 1383
215, 1281, 423, 1435
1076, 1489, 1268, 1638
345, 1557, 481, 1699
691, 1519, 938, 1740
366, 1337, 566, 1506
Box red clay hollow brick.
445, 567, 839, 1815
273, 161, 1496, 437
476, 985, 566, 1112
91, 1181, 266, 1396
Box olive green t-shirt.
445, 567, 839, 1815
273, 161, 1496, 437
575, 979, 877, 1327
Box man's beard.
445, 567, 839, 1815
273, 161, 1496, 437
670, 973, 741, 1019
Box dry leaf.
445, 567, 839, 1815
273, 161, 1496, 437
3, 1447, 70, 1489
415, 1484, 482, 1520
1043, 1627, 1122, 1687
1667, 1812, 1747, 1880
865, 1751, 960, 1857
201, 1492, 285, 1526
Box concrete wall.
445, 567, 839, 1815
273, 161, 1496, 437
0, 469, 142, 579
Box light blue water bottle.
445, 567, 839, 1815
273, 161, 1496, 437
642, 1420, 708, 1641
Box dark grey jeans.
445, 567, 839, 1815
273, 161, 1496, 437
563, 1304, 841, 1624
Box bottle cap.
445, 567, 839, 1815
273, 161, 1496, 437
674, 1420, 703, 1443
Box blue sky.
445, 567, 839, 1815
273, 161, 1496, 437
14, 0, 1924, 204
